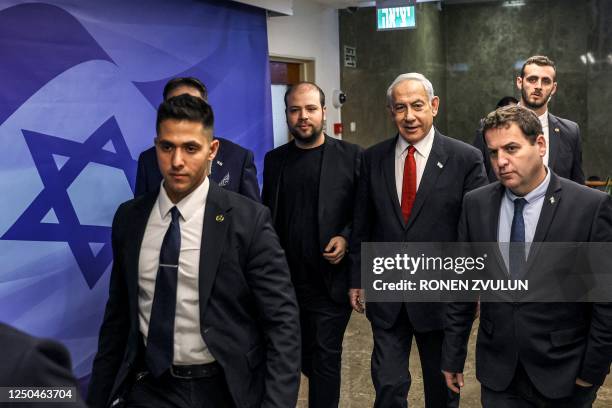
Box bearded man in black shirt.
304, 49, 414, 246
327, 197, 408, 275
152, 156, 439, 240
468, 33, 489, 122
262, 82, 361, 408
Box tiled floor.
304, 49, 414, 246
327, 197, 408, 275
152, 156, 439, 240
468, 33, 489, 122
297, 313, 612, 407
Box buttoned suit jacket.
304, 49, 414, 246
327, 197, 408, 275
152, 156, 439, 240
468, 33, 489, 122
350, 130, 488, 331
473, 113, 585, 184
87, 182, 300, 408
135, 137, 261, 202
0, 323, 87, 407
262, 135, 362, 303
442, 173, 612, 399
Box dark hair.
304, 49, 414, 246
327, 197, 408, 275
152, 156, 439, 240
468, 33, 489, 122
156, 94, 214, 137
284, 82, 325, 108
482, 105, 542, 144
495, 96, 518, 108
520, 55, 556, 80
163, 77, 208, 101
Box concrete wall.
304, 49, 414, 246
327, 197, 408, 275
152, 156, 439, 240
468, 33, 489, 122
267, 0, 342, 133
339, 0, 612, 178
340, 3, 446, 147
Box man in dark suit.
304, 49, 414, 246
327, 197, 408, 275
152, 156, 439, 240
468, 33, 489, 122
0, 322, 87, 407
349, 73, 488, 408
472, 97, 518, 174
134, 77, 260, 202
88, 95, 300, 408
262, 82, 361, 408
442, 105, 612, 407
473, 56, 584, 184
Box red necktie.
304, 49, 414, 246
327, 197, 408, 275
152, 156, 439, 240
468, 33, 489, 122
401, 146, 417, 223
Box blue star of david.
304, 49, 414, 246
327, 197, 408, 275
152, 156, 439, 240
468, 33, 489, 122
2, 117, 136, 288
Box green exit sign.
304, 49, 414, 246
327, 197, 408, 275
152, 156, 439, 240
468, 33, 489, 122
377, 6, 416, 30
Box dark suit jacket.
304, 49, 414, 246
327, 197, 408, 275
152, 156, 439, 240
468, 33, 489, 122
473, 113, 585, 184
350, 130, 488, 331
262, 135, 361, 303
87, 183, 300, 408
135, 137, 261, 202
0, 323, 86, 407
442, 173, 612, 399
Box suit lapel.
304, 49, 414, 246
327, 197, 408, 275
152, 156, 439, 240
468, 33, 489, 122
532, 173, 562, 243
270, 143, 290, 224
209, 142, 224, 185
525, 173, 562, 273
547, 113, 560, 170
127, 192, 158, 317
318, 136, 334, 244
486, 183, 505, 242
198, 182, 230, 316
405, 131, 448, 230
486, 183, 507, 277
382, 136, 406, 229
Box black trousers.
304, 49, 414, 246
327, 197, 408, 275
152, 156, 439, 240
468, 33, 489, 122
298, 288, 352, 408
125, 369, 235, 408
481, 363, 598, 408
371, 308, 459, 408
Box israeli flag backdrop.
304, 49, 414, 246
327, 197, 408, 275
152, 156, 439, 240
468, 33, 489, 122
0, 0, 272, 382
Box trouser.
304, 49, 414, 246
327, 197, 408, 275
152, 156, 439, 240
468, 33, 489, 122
371, 308, 459, 408
125, 365, 235, 408
481, 363, 598, 408
298, 288, 352, 408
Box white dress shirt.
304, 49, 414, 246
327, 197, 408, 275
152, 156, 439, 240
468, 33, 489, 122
539, 111, 550, 166
138, 177, 215, 365
395, 126, 435, 203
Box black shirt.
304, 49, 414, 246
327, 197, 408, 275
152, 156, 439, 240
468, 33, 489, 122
277, 142, 325, 291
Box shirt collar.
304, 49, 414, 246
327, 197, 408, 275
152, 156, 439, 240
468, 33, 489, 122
517, 102, 548, 127
538, 111, 549, 127
505, 166, 550, 204
158, 177, 210, 221
395, 126, 436, 159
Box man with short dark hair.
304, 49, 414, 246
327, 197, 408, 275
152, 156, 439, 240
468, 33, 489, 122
162, 77, 208, 101
474, 56, 584, 184
135, 76, 260, 202
88, 95, 300, 408
517, 56, 583, 184
495, 96, 518, 109
473, 96, 518, 178
442, 105, 612, 407
350, 73, 487, 408
262, 81, 361, 408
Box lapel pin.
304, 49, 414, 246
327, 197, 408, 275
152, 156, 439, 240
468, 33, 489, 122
554, 128, 560, 133
437, 161, 443, 169
219, 173, 230, 187
215, 215, 225, 222
549, 196, 555, 204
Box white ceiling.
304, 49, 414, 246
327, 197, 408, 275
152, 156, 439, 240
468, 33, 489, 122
313, 0, 506, 8
314, 0, 375, 8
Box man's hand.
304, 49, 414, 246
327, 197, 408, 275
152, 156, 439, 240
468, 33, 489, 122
575, 378, 593, 388
323, 236, 348, 264
349, 288, 365, 313
442, 370, 464, 394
